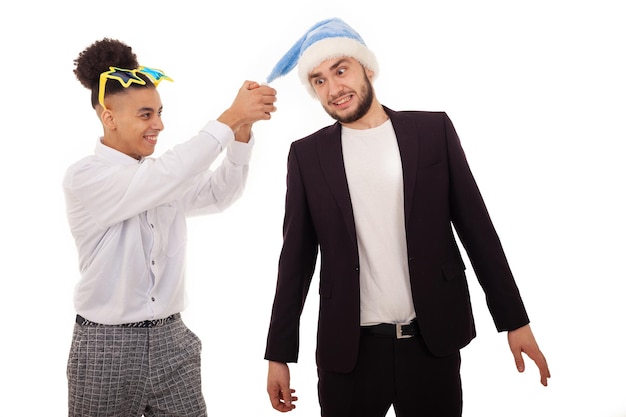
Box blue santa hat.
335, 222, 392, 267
266, 17, 379, 97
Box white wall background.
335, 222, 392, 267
1, 0, 624, 415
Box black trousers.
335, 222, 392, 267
317, 328, 462, 417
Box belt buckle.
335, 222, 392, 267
395, 322, 413, 339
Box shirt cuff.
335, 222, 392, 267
227, 133, 255, 166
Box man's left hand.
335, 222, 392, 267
507, 324, 551, 386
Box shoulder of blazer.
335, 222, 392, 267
383, 106, 447, 125
292, 121, 341, 149
384, 107, 454, 147
290, 106, 449, 150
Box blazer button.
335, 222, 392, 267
355, 267, 360, 272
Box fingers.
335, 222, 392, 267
240, 80, 277, 122
269, 388, 297, 412
523, 342, 551, 386
533, 351, 551, 386
507, 325, 551, 387
267, 361, 297, 412
511, 342, 551, 386
218, 81, 277, 131
268, 384, 297, 412
513, 348, 553, 386
540, 368, 550, 386
513, 350, 525, 373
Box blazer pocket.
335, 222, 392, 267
441, 261, 466, 282
419, 159, 443, 170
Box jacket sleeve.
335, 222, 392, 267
444, 113, 530, 331
264, 143, 319, 363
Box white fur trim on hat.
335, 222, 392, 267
297, 37, 379, 98
265, 18, 379, 98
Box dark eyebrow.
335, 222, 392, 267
136, 106, 162, 114
308, 58, 350, 81
330, 58, 350, 71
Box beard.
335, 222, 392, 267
323, 73, 374, 124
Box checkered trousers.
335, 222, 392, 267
67, 315, 206, 417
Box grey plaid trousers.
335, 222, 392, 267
67, 314, 207, 417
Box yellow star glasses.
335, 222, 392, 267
98, 66, 173, 109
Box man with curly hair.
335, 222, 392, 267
64, 38, 276, 416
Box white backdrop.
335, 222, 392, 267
1, 1, 624, 415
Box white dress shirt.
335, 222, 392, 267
63, 120, 253, 325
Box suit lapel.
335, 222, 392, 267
316, 123, 358, 246
386, 107, 419, 226
316, 108, 420, 243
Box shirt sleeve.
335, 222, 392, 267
182, 129, 255, 216
63, 120, 245, 228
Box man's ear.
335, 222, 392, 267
100, 109, 116, 130
366, 68, 375, 80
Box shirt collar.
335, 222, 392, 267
95, 137, 143, 165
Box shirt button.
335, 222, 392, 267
151, 260, 155, 265
151, 297, 155, 302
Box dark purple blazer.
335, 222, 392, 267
265, 107, 529, 373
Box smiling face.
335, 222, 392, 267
99, 87, 164, 159
308, 56, 377, 127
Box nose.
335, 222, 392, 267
326, 76, 342, 97
154, 117, 164, 131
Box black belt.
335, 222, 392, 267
361, 320, 419, 339
76, 314, 178, 328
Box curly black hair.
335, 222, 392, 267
74, 38, 152, 108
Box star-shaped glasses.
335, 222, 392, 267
98, 66, 173, 109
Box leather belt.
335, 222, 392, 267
361, 320, 418, 339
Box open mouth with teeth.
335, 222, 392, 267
333, 94, 353, 108
143, 134, 158, 146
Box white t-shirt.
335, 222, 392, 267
341, 120, 416, 325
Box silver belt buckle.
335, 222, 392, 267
395, 322, 413, 339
